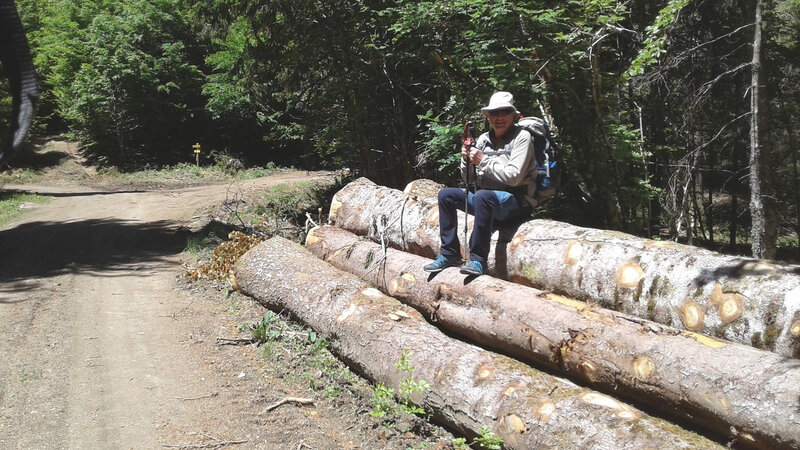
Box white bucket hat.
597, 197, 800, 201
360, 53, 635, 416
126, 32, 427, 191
481, 91, 519, 115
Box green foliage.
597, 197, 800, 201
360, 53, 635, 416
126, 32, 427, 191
625, 0, 691, 79
396, 349, 431, 416
473, 426, 503, 450
451, 438, 468, 450
370, 382, 397, 418
30, 0, 208, 168
252, 311, 283, 345
418, 110, 464, 176
370, 349, 430, 419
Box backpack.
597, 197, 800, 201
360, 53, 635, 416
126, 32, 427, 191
517, 116, 560, 203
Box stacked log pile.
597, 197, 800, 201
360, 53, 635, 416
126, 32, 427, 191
305, 225, 800, 448
232, 237, 720, 449
328, 177, 800, 358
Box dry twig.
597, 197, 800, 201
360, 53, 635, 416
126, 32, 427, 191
175, 392, 219, 401
265, 396, 315, 412
215, 337, 259, 345
161, 438, 248, 449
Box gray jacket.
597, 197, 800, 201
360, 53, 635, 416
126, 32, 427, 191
460, 125, 538, 206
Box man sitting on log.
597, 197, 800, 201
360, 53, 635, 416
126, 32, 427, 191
424, 91, 537, 276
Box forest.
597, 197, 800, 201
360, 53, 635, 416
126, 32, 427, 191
3, 0, 800, 260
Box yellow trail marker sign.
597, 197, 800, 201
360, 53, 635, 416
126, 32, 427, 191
193, 143, 201, 166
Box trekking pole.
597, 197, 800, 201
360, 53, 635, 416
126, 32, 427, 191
462, 121, 474, 262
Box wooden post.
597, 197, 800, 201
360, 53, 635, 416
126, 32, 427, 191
193, 143, 201, 167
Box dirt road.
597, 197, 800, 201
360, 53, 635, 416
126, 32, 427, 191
0, 172, 378, 449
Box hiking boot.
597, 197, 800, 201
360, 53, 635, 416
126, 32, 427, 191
423, 255, 461, 273
459, 260, 484, 276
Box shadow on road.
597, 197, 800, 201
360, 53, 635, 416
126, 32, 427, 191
0, 218, 188, 287
1, 188, 145, 198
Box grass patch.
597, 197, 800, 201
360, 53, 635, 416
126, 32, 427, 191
96, 162, 286, 188
0, 192, 49, 228
0, 169, 40, 185
184, 230, 226, 258
244, 311, 362, 401
183, 221, 235, 257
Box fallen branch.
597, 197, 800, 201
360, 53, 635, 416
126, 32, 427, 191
161, 438, 248, 449
175, 392, 219, 401
265, 396, 316, 412
215, 337, 259, 346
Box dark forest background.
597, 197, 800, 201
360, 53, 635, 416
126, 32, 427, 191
3, 0, 800, 259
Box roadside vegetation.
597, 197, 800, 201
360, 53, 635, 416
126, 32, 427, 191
1, 140, 289, 191
0, 169, 40, 185
0, 192, 49, 228
94, 163, 282, 187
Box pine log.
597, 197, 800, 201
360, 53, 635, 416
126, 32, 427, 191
306, 225, 800, 449
232, 237, 719, 449
329, 178, 800, 358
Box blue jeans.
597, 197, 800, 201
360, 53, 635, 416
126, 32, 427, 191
437, 187, 528, 265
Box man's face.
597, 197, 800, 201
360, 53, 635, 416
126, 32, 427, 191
487, 108, 516, 138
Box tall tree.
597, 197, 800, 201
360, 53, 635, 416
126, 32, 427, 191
31, 0, 209, 167
749, 0, 777, 258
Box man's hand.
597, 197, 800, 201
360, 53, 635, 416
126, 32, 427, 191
462, 144, 483, 165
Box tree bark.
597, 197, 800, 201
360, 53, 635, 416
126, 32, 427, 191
306, 225, 800, 449
749, 0, 777, 259
329, 178, 800, 358
231, 237, 720, 449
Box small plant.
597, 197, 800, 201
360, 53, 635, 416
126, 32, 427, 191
370, 382, 397, 418
396, 349, 430, 416
370, 349, 430, 419
451, 437, 468, 450
252, 311, 282, 344
307, 330, 329, 352
473, 426, 503, 450
245, 310, 358, 400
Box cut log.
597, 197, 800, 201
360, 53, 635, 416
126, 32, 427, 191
306, 225, 800, 449
232, 237, 720, 449
329, 178, 800, 358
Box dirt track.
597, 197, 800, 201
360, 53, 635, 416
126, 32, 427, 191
0, 173, 355, 448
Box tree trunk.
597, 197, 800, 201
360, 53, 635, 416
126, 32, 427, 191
329, 178, 800, 358
231, 237, 720, 449
749, 0, 777, 259
707, 188, 714, 246
307, 225, 800, 449
730, 193, 738, 246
